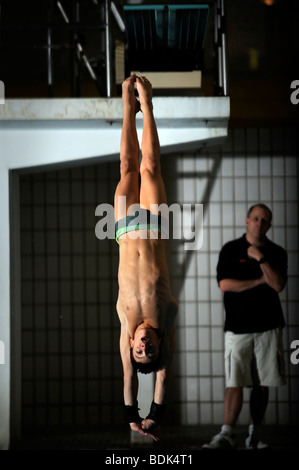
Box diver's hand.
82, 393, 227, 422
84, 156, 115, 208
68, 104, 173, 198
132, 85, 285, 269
130, 422, 160, 442
141, 418, 159, 433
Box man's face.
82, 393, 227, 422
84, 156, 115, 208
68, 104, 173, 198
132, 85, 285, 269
130, 328, 160, 363
246, 207, 271, 240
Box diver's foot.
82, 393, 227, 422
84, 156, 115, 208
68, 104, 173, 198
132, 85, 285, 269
136, 75, 153, 112
122, 73, 140, 114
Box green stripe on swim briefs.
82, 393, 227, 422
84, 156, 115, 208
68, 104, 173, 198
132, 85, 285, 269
115, 223, 163, 244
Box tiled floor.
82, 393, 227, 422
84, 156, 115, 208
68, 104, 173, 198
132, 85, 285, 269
11, 425, 299, 451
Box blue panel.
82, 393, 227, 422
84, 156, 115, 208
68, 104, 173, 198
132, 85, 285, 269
123, 4, 210, 72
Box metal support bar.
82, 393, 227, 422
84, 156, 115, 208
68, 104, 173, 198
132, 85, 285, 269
47, 0, 53, 97
56, 1, 97, 82
70, 0, 80, 97
111, 1, 125, 33
105, 0, 111, 97
214, 0, 228, 96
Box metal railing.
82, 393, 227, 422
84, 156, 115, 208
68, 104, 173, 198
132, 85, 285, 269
0, 0, 228, 98
214, 0, 229, 96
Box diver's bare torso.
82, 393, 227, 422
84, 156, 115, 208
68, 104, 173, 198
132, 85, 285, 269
116, 233, 177, 339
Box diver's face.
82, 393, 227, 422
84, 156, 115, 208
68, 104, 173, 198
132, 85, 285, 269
130, 328, 160, 363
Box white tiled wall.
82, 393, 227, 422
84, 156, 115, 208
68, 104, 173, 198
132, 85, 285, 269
166, 127, 299, 426
20, 127, 299, 431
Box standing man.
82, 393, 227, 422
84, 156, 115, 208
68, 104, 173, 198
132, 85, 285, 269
115, 74, 178, 441
203, 204, 287, 450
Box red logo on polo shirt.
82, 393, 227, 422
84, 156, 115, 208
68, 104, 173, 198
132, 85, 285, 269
239, 258, 247, 263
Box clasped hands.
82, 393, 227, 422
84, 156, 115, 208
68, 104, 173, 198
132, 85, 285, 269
130, 418, 160, 442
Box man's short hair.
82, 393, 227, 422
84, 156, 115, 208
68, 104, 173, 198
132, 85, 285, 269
247, 203, 272, 222
130, 348, 162, 375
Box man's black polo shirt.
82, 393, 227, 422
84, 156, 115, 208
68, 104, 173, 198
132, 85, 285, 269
217, 234, 287, 334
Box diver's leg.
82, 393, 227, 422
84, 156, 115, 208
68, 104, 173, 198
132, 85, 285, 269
137, 76, 167, 210
114, 74, 141, 222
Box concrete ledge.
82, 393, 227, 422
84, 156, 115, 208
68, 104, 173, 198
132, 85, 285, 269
0, 97, 230, 123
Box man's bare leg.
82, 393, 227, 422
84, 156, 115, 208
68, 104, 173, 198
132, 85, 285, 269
223, 387, 243, 427
249, 386, 268, 425
114, 74, 141, 222
136, 76, 167, 210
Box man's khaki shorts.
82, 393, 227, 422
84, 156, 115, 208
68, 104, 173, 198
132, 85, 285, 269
225, 328, 286, 387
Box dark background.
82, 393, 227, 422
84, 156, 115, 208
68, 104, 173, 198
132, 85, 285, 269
0, 0, 298, 125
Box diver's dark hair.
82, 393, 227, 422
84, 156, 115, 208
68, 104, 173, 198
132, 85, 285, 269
247, 203, 272, 222
130, 348, 162, 375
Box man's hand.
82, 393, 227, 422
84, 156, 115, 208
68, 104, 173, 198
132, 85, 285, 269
247, 245, 263, 262
130, 422, 160, 442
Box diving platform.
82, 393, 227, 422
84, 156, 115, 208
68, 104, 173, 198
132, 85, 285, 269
0, 95, 229, 170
